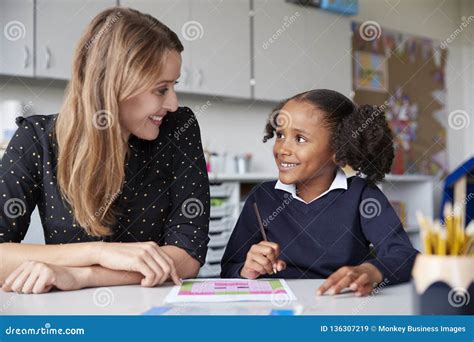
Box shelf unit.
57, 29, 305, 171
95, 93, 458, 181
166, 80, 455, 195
198, 181, 240, 277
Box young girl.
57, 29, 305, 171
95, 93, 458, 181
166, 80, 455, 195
221, 89, 418, 297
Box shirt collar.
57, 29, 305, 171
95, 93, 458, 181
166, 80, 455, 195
274, 168, 348, 204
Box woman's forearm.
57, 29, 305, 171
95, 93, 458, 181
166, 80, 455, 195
0, 242, 100, 283
78, 265, 143, 288
0, 242, 202, 286
76, 247, 199, 289
161, 245, 200, 279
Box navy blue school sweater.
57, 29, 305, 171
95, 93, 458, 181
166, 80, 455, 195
220, 176, 419, 285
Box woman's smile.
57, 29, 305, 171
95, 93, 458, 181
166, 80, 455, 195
148, 114, 166, 126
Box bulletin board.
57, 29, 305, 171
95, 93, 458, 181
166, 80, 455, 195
351, 22, 448, 178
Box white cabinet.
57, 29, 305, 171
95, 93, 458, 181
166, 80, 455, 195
253, 0, 351, 101
129, 0, 251, 98
35, 0, 116, 79
303, 7, 351, 96
189, 0, 251, 98
253, 0, 307, 101
0, 0, 35, 77
0, 0, 351, 100
124, 0, 194, 93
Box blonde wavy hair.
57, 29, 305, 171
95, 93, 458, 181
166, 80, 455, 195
55, 7, 183, 236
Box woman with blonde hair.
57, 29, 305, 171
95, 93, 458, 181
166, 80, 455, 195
0, 7, 210, 293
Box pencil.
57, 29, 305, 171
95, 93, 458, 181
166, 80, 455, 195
253, 202, 277, 274
417, 211, 432, 255
434, 220, 446, 256
443, 203, 453, 253
418, 205, 473, 256
463, 221, 474, 256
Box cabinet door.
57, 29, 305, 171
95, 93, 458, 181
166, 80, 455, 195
303, 10, 351, 96
127, 0, 193, 93
0, 0, 34, 77
35, 0, 116, 79
190, 0, 251, 98
253, 0, 307, 101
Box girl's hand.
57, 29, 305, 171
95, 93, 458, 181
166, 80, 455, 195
316, 263, 383, 297
1, 261, 87, 294
240, 241, 286, 279
96, 241, 181, 287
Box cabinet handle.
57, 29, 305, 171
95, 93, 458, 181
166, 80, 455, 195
196, 68, 204, 87
23, 46, 30, 69
182, 67, 190, 86
44, 46, 51, 69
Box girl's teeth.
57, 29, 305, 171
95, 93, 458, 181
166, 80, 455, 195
150, 115, 162, 121
281, 162, 297, 168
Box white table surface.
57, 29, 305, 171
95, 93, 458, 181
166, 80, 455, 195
0, 279, 414, 315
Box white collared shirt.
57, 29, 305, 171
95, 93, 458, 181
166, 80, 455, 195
274, 168, 348, 204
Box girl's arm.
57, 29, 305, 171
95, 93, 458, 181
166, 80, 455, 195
318, 184, 419, 297
358, 185, 419, 285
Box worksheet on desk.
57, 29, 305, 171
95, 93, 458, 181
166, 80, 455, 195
164, 278, 298, 303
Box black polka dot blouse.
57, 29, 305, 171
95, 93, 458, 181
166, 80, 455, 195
0, 107, 210, 265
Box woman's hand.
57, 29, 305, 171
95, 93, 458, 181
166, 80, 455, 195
240, 241, 286, 279
96, 241, 181, 286
1, 261, 88, 294
316, 263, 383, 297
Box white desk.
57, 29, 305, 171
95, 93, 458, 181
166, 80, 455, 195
0, 279, 414, 315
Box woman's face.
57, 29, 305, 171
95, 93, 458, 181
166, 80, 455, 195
119, 50, 182, 141
273, 100, 336, 185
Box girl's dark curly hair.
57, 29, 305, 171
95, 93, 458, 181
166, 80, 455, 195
263, 89, 394, 184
